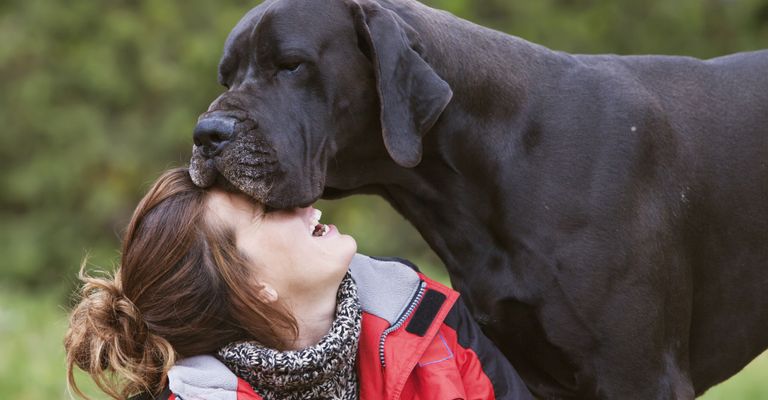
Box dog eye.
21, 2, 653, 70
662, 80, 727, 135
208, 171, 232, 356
279, 62, 303, 73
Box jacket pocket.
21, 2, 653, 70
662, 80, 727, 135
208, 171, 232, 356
411, 333, 466, 400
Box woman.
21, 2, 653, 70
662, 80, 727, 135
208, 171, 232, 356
65, 167, 532, 400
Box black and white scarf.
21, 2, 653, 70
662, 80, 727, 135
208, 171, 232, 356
218, 274, 361, 400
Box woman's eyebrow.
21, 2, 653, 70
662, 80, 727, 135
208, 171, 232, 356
243, 195, 266, 211
238, 196, 265, 221
249, 206, 265, 222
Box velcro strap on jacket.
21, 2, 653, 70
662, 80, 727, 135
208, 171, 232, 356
406, 289, 446, 336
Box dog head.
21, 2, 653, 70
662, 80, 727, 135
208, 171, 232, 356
189, 0, 452, 208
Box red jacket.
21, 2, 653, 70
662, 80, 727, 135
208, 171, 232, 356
139, 255, 532, 400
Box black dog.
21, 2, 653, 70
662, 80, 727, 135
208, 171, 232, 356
189, 0, 768, 398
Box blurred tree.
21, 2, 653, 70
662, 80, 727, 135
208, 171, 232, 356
1, 0, 254, 287
0, 0, 766, 291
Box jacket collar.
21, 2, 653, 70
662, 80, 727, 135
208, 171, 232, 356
351, 255, 460, 400
167, 355, 243, 400
348, 253, 422, 325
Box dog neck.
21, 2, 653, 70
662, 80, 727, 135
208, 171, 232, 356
387, 0, 569, 117
327, 0, 574, 299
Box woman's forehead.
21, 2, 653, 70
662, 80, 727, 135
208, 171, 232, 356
207, 190, 265, 222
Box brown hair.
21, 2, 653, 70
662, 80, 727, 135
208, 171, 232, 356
64, 167, 297, 399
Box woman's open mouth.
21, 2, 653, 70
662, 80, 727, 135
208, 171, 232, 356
309, 208, 331, 237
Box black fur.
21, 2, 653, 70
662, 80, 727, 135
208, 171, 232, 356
189, 0, 768, 398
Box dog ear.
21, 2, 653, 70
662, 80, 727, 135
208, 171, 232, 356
351, 1, 453, 168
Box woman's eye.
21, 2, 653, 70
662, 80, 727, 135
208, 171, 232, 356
263, 205, 277, 214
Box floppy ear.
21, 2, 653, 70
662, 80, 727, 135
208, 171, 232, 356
351, 1, 453, 168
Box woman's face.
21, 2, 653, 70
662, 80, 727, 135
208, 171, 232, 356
206, 190, 357, 302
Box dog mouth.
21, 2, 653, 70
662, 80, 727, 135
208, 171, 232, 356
189, 112, 329, 209
189, 126, 281, 204
189, 130, 325, 210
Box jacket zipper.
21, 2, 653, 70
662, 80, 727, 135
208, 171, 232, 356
378, 280, 427, 367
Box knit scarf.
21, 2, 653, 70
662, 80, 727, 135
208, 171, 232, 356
217, 274, 361, 400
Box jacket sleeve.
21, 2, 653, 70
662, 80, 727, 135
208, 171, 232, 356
374, 256, 533, 399
443, 298, 534, 400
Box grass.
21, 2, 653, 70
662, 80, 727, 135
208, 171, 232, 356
0, 287, 108, 399
1, 287, 766, 399
700, 351, 768, 399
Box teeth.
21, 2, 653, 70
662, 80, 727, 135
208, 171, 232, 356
311, 224, 330, 237
309, 209, 322, 235
309, 209, 330, 237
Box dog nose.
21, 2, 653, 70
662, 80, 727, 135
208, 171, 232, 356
193, 116, 236, 157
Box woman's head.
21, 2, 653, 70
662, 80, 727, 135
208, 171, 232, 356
206, 189, 357, 307
64, 167, 356, 399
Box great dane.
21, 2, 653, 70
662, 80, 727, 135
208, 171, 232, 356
188, 0, 768, 398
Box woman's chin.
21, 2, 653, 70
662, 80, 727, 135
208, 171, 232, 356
334, 237, 358, 273
342, 236, 358, 259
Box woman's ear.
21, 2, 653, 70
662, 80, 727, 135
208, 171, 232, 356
258, 284, 279, 303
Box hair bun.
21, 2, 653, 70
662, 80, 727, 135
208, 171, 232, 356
90, 274, 149, 345
65, 265, 175, 398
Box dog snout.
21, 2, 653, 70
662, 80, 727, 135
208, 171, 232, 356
193, 116, 236, 157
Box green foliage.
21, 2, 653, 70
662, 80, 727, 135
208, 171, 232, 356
1, 0, 257, 287
2, 0, 767, 287
428, 0, 768, 57
0, 287, 107, 399
1, 0, 767, 397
